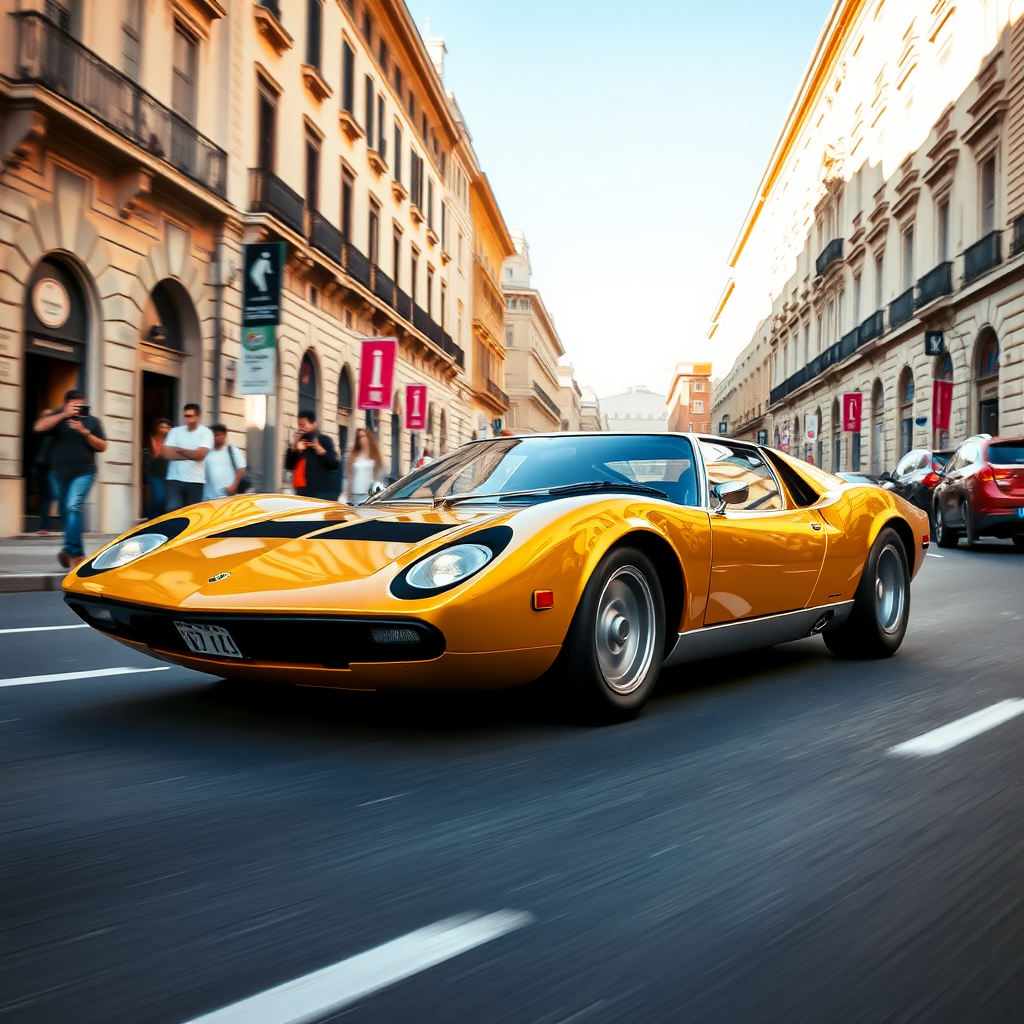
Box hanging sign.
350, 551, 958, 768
925, 330, 945, 356
405, 384, 428, 430
357, 337, 398, 410
32, 278, 70, 329
805, 414, 819, 443
242, 241, 285, 326
238, 325, 277, 395
842, 392, 863, 432
933, 379, 953, 433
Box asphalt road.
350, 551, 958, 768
2, 539, 1024, 1024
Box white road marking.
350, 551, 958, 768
0, 666, 170, 689
0, 624, 89, 635
926, 553, 943, 558
889, 699, 1024, 757
180, 910, 533, 1024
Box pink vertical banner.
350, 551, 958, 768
933, 379, 953, 432
842, 392, 863, 432
357, 338, 398, 410
405, 384, 427, 430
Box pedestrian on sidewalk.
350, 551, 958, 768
163, 404, 214, 511
344, 427, 384, 505
33, 389, 108, 569
204, 424, 247, 500
285, 410, 341, 500
144, 417, 171, 519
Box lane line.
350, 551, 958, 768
0, 624, 89, 635
889, 699, 1024, 757
926, 553, 943, 558
181, 910, 533, 1024
0, 666, 170, 689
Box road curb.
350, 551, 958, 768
0, 573, 67, 594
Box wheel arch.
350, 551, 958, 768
877, 515, 915, 573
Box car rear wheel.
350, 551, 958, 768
933, 503, 958, 548
824, 527, 910, 660
556, 546, 665, 723
962, 501, 979, 549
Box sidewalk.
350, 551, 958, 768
0, 533, 119, 593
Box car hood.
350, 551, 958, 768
69, 496, 511, 610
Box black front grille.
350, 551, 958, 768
65, 596, 445, 666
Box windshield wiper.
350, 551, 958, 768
436, 480, 669, 508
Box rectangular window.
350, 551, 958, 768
392, 227, 402, 284
393, 124, 402, 183
341, 40, 355, 113
362, 10, 372, 42
172, 24, 197, 123
257, 79, 277, 171
440, 202, 447, 248
122, 0, 142, 80
376, 95, 386, 158
306, 0, 322, 69
692, 400, 704, 414
837, 289, 845, 337
368, 201, 380, 268
305, 131, 320, 211
902, 226, 914, 289
426, 266, 434, 318
364, 76, 375, 148
440, 280, 447, 330
937, 199, 950, 261
814, 316, 821, 358
853, 272, 861, 321
803, 322, 810, 365
981, 155, 996, 235
378, 38, 388, 74
427, 178, 434, 230
394, 66, 403, 97
410, 250, 418, 303
874, 252, 884, 309
341, 168, 354, 242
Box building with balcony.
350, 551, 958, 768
556, 362, 582, 432
579, 386, 606, 432
502, 231, 564, 433
710, 0, 1024, 474
0, 0, 514, 536
666, 362, 713, 433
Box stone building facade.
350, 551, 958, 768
666, 361, 712, 433
0, 0, 510, 538
600, 386, 668, 433
710, 0, 1024, 472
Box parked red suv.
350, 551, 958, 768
933, 435, 1024, 549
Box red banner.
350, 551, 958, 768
933, 379, 953, 432
357, 338, 398, 410
842, 392, 863, 432
405, 384, 427, 431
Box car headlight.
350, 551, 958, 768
91, 533, 169, 571
405, 543, 494, 590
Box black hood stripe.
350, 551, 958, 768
320, 521, 455, 542
211, 521, 333, 539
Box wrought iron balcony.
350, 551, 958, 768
839, 327, 859, 360
306, 210, 342, 264
815, 237, 844, 277
915, 262, 953, 308
395, 288, 413, 322
487, 379, 509, 408
1011, 214, 1024, 258
888, 287, 914, 330
442, 332, 464, 368
412, 304, 431, 337
249, 169, 304, 234
345, 243, 372, 289
13, 11, 227, 198
533, 382, 561, 418
858, 310, 884, 346
373, 266, 396, 308
964, 229, 1002, 285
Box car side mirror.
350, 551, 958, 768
713, 480, 749, 513
368, 481, 385, 498
879, 471, 892, 482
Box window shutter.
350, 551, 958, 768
365, 76, 374, 144
342, 41, 354, 113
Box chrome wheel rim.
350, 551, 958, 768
934, 507, 943, 541
595, 566, 656, 695
874, 544, 906, 635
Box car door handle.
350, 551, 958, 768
810, 522, 822, 531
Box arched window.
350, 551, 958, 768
871, 380, 885, 474
937, 353, 953, 380
974, 328, 999, 435
337, 365, 354, 474
899, 368, 914, 457
980, 335, 999, 377
298, 351, 318, 416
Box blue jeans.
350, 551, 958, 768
50, 472, 94, 558
146, 474, 166, 520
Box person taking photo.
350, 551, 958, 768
285, 410, 341, 500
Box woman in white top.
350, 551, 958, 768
345, 427, 384, 504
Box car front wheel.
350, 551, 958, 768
934, 502, 958, 548
824, 527, 910, 660
962, 501, 979, 549
557, 545, 665, 723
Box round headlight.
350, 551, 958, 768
92, 533, 169, 571
405, 543, 494, 590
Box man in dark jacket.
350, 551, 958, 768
33, 388, 108, 569
285, 410, 341, 500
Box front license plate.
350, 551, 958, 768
175, 621, 242, 659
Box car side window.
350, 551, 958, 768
961, 443, 980, 466
698, 441, 784, 511
892, 452, 916, 481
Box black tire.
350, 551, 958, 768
824, 527, 910, 660
933, 502, 959, 548
555, 546, 666, 723
962, 501, 979, 549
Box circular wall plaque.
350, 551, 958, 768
32, 278, 71, 330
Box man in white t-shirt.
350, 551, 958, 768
203, 424, 247, 501
164, 403, 214, 510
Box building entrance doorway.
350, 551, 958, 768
141, 370, 178, 517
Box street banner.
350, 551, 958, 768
805, 414, 819, 443
357, 337, 398, 410
405, 384, 427, 430
842, 392, 863, 432
933, 379, 953, 432
242, 241, 285, 326
238, 325, 277, 395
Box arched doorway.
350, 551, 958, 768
871, 380, 885, 474
337, 365, 354, 483
831, 398, 841, 471
298, 350, 318, 417
935, 352, 953, 449
22, 256, 90, 529
389, 390, 402, 482
974, 328, 999, 435
898, 367, 915, 457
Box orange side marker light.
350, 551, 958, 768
533, 590, 554, 611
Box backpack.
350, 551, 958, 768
228, 445, 252, 493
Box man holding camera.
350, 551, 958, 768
285, 409, 340, 500
33, 388, 107, 569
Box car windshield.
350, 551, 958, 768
988, 442, 1024, 465
373, 434, 701, 506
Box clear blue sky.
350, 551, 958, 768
407, 0, 835, 398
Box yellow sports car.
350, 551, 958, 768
64, 433, 929, 721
